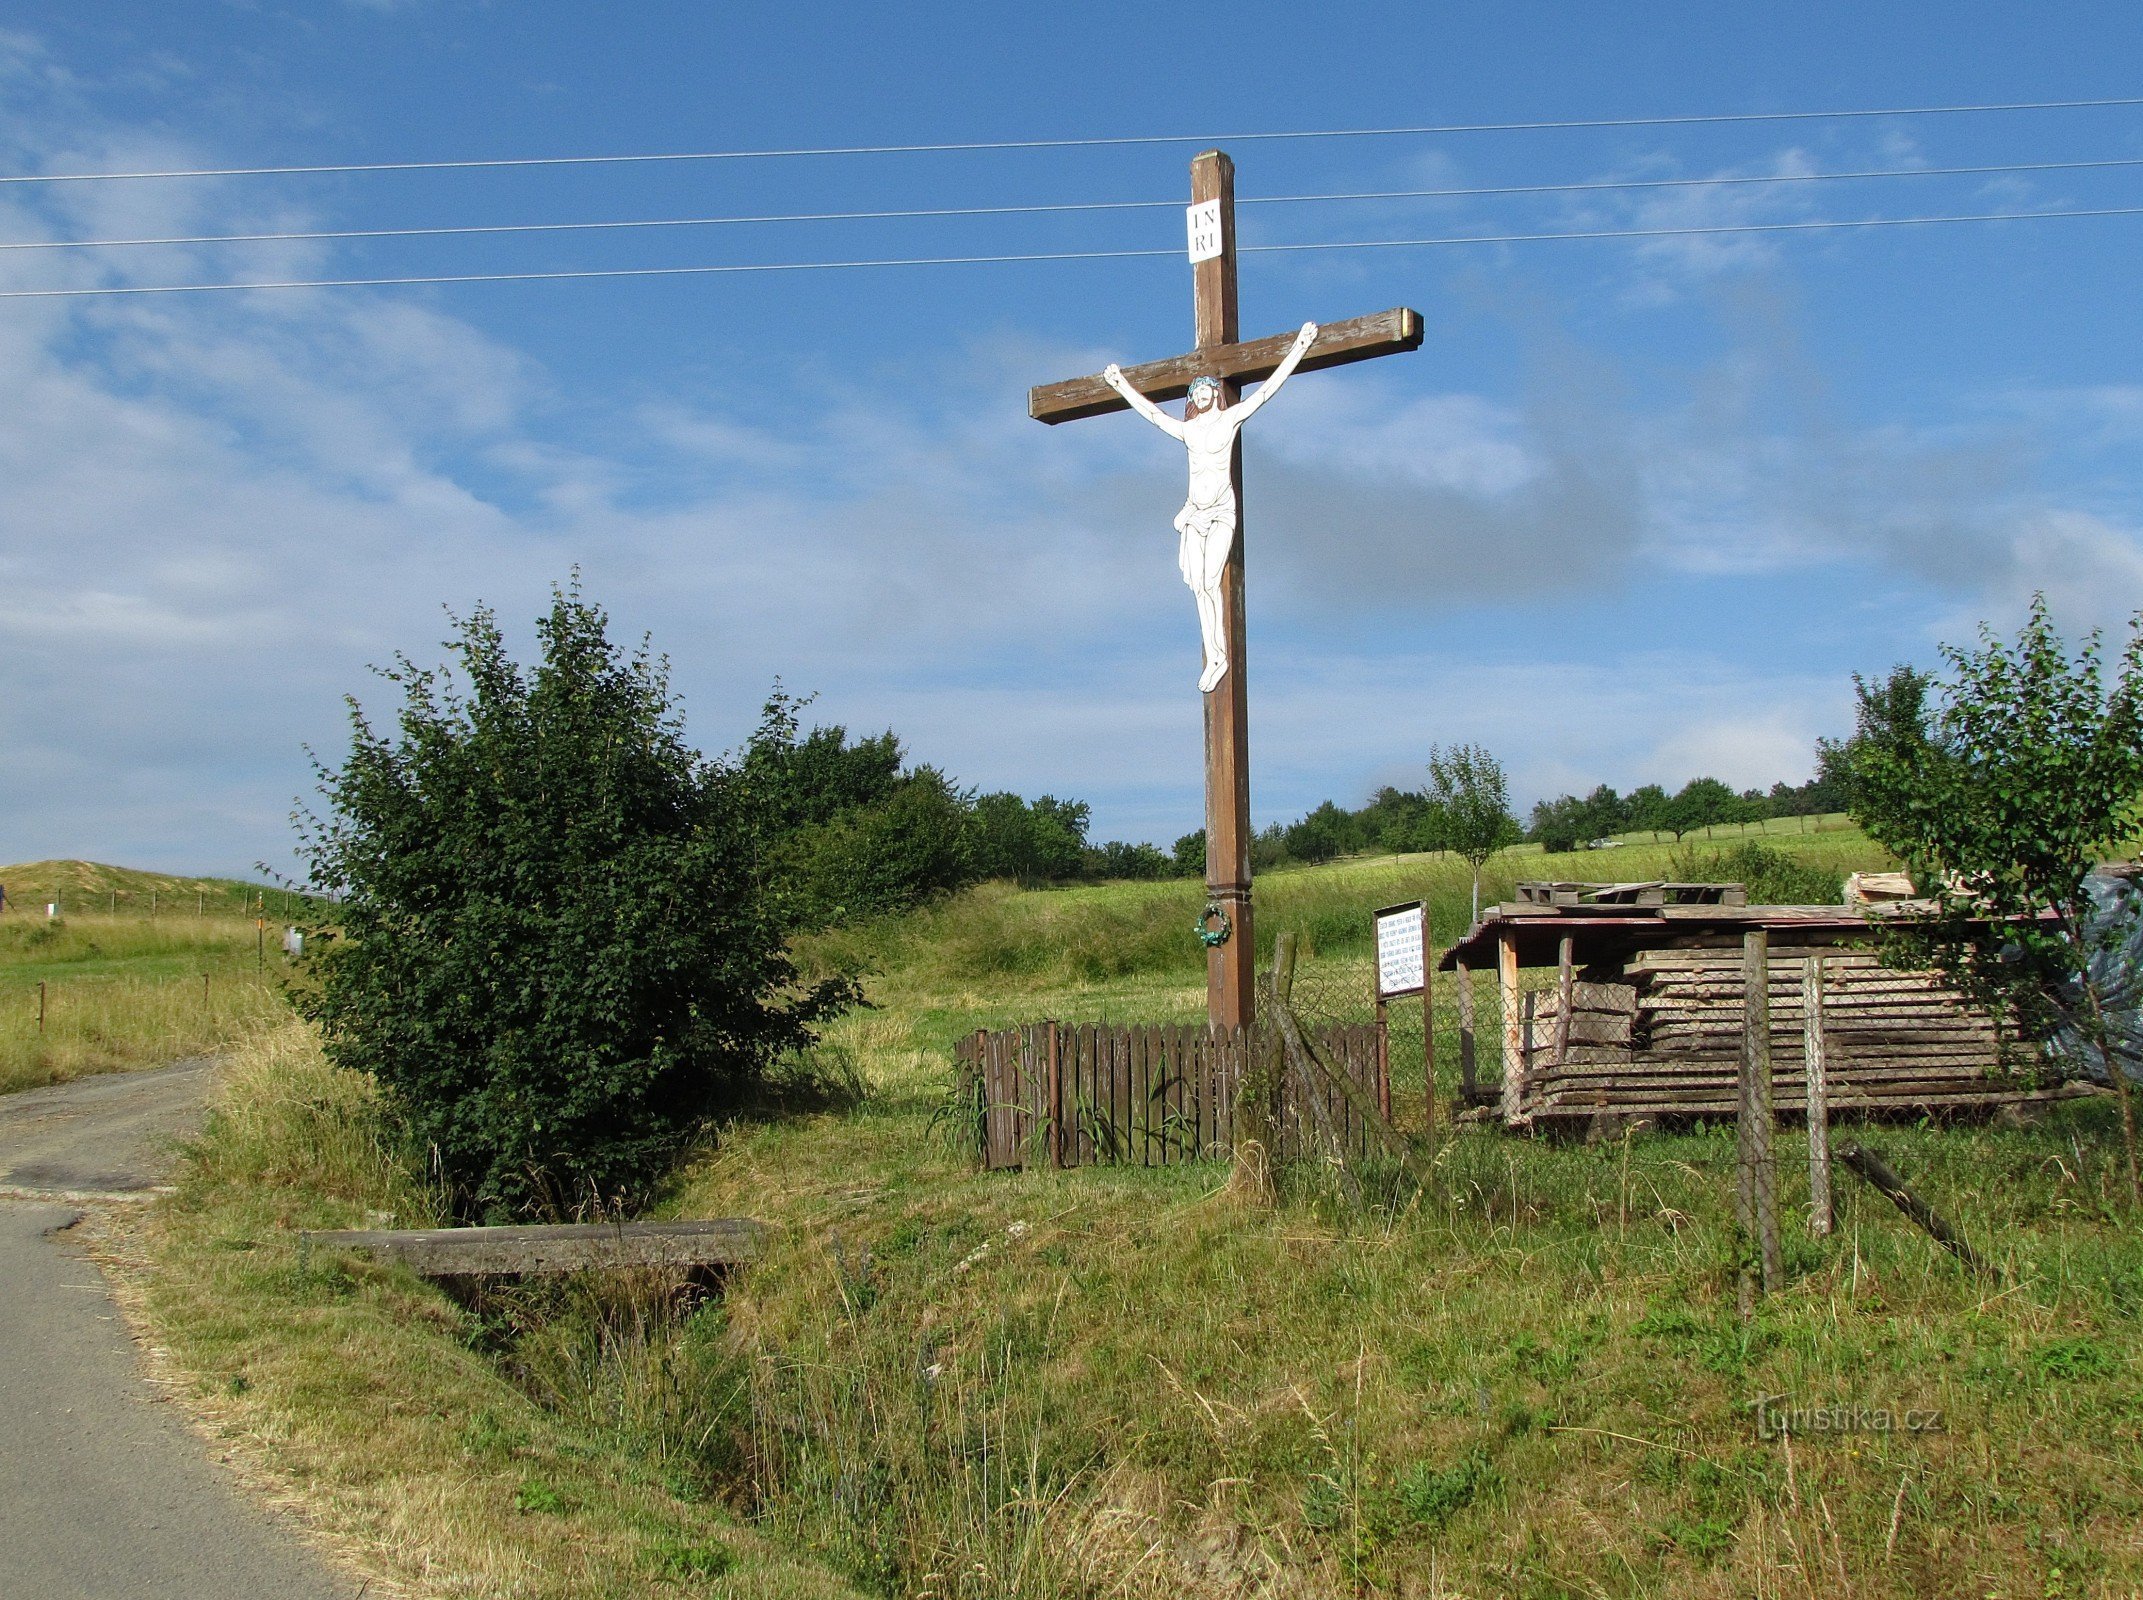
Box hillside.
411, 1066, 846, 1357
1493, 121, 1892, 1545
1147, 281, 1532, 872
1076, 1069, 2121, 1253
0, 859, 300, 918
138, 824, 2143, 1598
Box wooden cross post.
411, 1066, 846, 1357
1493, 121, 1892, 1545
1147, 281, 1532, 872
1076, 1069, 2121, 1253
1030, 149, 1423, 1030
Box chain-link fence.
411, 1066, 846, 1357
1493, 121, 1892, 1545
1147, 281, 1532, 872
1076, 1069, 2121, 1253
1280, 935, 1573, 1137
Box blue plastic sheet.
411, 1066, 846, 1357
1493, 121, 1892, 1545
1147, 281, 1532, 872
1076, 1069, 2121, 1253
2049, 871, 2143, 1086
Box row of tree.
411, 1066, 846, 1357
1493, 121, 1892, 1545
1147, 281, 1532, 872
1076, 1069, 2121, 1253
1249, 767, 1843, 873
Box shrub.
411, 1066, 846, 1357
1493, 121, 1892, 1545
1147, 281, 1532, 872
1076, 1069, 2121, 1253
298, 585, 855, 1222
1677, 841, 1843, 905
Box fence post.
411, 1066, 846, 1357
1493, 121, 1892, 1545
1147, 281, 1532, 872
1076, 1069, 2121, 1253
1420, 902, 1435, 1138
1046, 1020, 1064, 1169
1737, 929, 1783, 1315
1554, 934, 1575, 1069
1497, 930, 1524, 1124
37, 981, 46, 1033
1803, 955, 1833, 1237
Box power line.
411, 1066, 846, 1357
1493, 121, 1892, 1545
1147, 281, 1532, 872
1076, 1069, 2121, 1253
13, 154, 2143, 254
5, 95, 2142, 185
5, 202, 2137, 300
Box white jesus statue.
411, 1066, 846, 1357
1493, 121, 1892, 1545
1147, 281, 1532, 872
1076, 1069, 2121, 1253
1104, 320, 1318, 692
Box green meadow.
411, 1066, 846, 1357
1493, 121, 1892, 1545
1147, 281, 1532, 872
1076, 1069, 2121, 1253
124, 824, 2143, 1598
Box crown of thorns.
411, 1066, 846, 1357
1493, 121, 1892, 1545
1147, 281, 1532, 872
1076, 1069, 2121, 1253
1187, 376, 1221, 402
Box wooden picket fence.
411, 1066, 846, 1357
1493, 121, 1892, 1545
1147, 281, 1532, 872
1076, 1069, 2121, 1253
953, 1021, 1388, 1171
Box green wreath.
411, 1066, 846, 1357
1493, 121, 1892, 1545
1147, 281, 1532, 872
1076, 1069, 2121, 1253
1195, 902, 1233, 948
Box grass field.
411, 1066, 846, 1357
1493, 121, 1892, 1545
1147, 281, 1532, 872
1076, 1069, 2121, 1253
0, 899, 296, 1093
125, 827, 2143, 1598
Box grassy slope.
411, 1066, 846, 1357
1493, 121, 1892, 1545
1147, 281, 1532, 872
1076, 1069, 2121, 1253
128, 1021, 860, 1600
0, 859, 315, 1091
671, 828, 2143, 1597
0, 857, 306, 917
127, 829, 2143, 1598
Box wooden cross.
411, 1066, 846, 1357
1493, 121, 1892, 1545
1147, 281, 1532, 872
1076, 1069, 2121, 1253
1030, 148, 1423, 1031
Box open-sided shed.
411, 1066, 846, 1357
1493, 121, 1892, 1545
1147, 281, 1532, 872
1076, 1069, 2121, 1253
1438, 883, 2092, 1129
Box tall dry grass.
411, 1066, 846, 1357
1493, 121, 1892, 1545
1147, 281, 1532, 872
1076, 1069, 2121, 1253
131, 1019, 863, 1600
1, 975, 290, 1094
1, 913, 293, 1092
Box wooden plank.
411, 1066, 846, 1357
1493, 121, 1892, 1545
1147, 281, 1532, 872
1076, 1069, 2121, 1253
1028, 307, 1424, 424
306, 1218, 767, 1277
1174, 1025, 1196, 1162
1164, 1023, 1184, 1162
1046, 1021, 1063, 1169
1024, 1024, 1047, 1168
1183, 1026, 1206, 1157
1114, 1024, 1134, 1166
1151, 1025, 1174, 1164
1063, 1023, 1083, 1166
983, 1033, 1005, 1167
1123, 1025, 1141, 1166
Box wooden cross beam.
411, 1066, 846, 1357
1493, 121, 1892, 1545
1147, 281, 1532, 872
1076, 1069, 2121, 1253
1030, 149, 1422, 1032
1029, 308, 1423, 425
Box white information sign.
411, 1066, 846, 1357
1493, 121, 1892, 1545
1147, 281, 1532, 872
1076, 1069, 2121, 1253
1186, 199, 1223, 263
1375, 901, 1425, 998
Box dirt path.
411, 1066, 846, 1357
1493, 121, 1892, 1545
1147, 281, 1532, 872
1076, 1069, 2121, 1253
0, 1062, 361, 1598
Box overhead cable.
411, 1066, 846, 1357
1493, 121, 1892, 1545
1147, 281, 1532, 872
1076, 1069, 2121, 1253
5, 202, 2139, 300
4, 95, 2141, 185
11, 154, 2143, 254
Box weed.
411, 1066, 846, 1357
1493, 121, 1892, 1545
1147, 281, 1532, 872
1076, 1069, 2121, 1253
1394, 1446, 1499, 1529
515, 1479, 571, 1515
2033, 1336, 2121, 1382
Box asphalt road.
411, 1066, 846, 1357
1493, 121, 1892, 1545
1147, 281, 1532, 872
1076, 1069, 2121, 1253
0, 1062, 361, 1599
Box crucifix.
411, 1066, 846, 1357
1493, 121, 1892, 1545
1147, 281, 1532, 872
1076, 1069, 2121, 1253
1030, 148, 1422, 1031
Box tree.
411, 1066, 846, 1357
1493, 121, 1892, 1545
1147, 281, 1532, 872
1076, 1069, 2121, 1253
1573, 783, 1630, 842
1172, 829, 1207, 877
1424, 743, 1521, 922
798, 765, 974, 920
739, 687, 903, 829
1664, 776, 1737, 841
298, 587, 855, 1222
1087, 840, 1172, 881
1836, 598, 2143, 1198
1625, 783, 1672, 838
1528, 794, 1586, 856
1359, 785, 1438, 853
1283, 799, 1359, 864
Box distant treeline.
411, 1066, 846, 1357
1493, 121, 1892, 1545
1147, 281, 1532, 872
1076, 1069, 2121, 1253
1242, 772, 1844, 870
759, 691, 1852, 911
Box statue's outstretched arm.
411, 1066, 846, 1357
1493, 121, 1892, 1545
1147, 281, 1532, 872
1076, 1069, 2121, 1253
1230, 321, 1319, 425
1103, 364, 1186, 440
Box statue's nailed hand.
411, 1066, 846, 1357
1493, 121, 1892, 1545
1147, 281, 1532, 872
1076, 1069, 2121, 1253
1103, 363, 1125, 387
1295, 321, 1319, 350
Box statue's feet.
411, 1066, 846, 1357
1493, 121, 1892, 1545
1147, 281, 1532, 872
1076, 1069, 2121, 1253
1199, 657, 1228, 693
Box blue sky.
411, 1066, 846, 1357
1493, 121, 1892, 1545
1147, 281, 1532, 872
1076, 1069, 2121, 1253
4, 3, 2143, 876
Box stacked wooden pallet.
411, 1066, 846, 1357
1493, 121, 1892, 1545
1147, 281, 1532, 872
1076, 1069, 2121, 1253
1515, 948, 2081, 1125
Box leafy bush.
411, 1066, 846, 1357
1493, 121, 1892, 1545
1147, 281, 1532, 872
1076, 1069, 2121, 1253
1676, 841, 1843, 905
298, 586, 855, 1222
